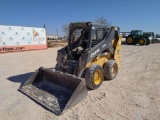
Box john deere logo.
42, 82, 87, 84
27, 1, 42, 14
33, 29, 39, 37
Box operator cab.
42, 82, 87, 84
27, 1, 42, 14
68, 22, 109, 60
131, 30, 143, 35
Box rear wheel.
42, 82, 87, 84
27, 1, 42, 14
104, 60, 118, 80
126, 37, 134, 45
139, 38, 146, 45
85, 64, 104, 90
145, 39, 150, 45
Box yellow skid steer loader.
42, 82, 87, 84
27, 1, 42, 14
19, 22, 122, 115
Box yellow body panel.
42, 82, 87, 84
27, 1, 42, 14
85, 55, 109, 69
85, 35, 122, 70
112, 35, 122, 69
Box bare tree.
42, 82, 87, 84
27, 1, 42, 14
62, 24, 69, 39
94, 17, 111, 27
62, 17, 111, 39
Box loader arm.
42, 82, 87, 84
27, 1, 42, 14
77, 26, 120, 77
112, 32, 122, 69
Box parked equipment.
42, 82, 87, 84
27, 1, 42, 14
143, 32, 155, 44
155, 34, 160, 43
19, 22, 122, 115
125, 30, 152, 45
121, 32, 130, 44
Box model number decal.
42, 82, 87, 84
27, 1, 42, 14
91, 49, 100, 57
102, 44, 106, 48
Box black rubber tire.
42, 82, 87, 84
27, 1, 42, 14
55, 63, 59, 70
85, 64, 104, 90
138, 38, 146, 46
104, 60, 118, 80
145, 39, 150, 45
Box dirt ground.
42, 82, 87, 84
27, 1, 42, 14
0, 44, 160, 120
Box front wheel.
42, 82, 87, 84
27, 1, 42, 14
126, 37, 134, 45
85, 64, 104, 90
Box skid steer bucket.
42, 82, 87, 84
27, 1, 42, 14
19, 67, 87, 115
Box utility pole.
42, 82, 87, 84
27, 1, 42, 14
56, 29, 58, 42
43, 24, 46, 29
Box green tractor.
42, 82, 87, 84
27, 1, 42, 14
126, 30, 152, 45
